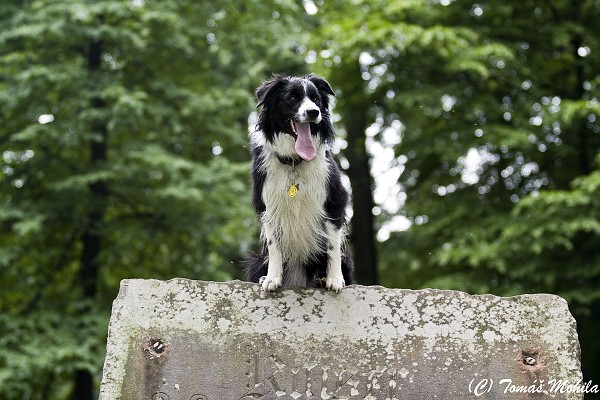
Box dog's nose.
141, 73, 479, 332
306, 109, 320, 120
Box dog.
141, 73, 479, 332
245, 74, 354, 292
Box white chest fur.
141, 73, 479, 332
250, 130, 346, 291
259, 136, 330, 268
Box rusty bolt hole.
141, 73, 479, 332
521, 350, 539, 366
143, 337, 168, 359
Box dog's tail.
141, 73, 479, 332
242, 252, 268, 283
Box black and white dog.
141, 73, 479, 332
245, 74, 353, 292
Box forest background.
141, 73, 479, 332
1, 0, 599, 399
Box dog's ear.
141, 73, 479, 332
255, 74, 288, 108
307, 74, 335, 97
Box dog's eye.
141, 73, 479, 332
289, 95, 296, 102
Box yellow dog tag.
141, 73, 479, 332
288, 184, 299, 198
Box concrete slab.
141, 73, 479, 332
99, 279, 583, 399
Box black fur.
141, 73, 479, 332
256, 74, 336, 145
245, 74, 354, 289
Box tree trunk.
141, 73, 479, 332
345, 117, 378, 285
570, 32, 592, 176
345, 113, 378, 285
332, 58, 380, 286
72, 370, 94, 400
73, 37, 106, 400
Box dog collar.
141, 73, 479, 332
276, 155, 303, 167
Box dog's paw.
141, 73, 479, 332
259, 275, 282, 292
313, 277, 327, 288
325, 275, 345, 293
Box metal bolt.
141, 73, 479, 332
144, 337, 168, 359
151, 339, 165, 353
524, 356, 537, 365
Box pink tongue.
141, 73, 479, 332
294, 122, 317, 161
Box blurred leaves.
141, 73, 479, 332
2, 0, 600, 398
0, 0, 298, 397
307, 0, 600, 384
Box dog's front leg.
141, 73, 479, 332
325, 223, 345, 292
260, 224, 284, 291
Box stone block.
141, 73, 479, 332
99, 279, 583, 399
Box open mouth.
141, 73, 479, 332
289, 119, 317, 161
289, 119, 299, 138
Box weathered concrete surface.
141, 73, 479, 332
99, 279, 582, 400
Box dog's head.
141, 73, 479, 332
255, 74, 335, 161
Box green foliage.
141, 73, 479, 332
2, 0, 600, 397
0, 0, 306, 398
306, 0, 600, 386
0, 304, 106, 399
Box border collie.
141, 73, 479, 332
245, 74, 354, 292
